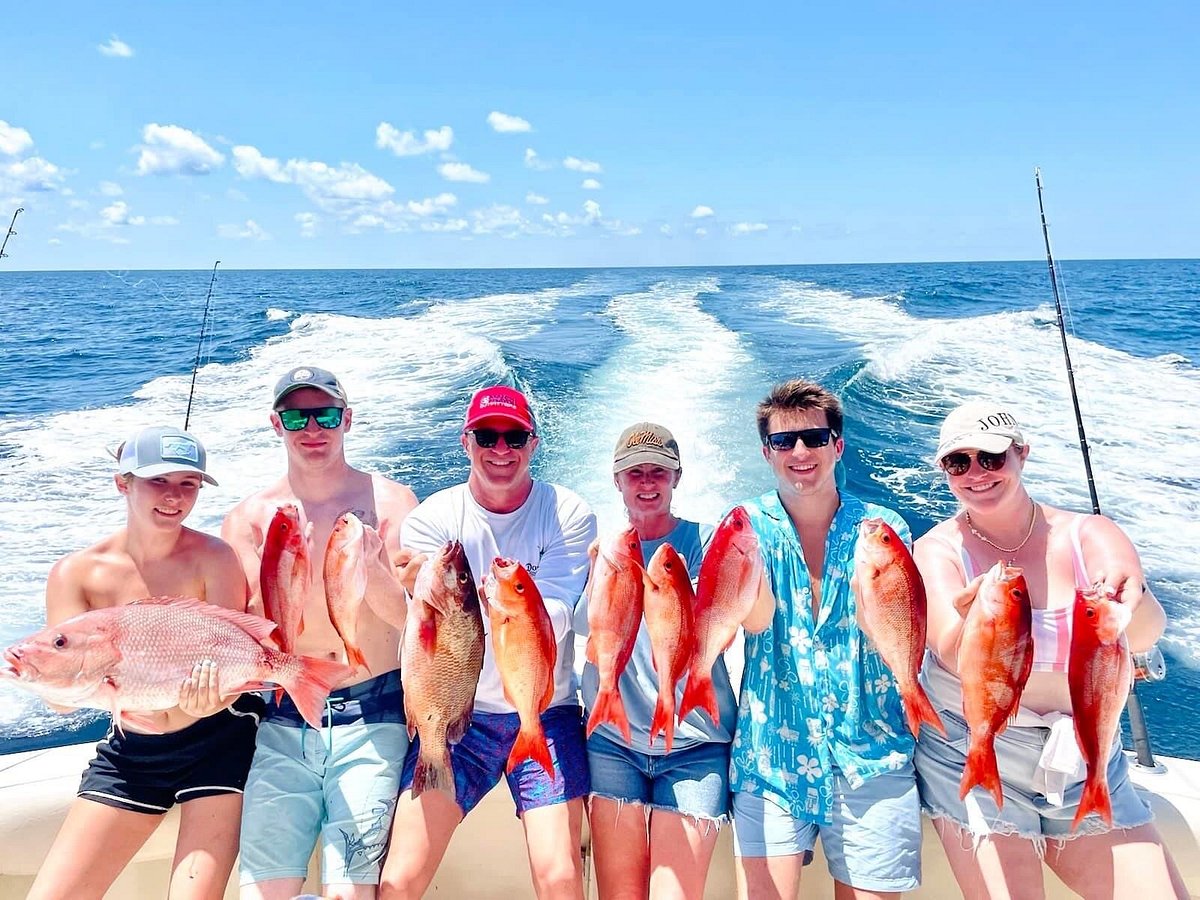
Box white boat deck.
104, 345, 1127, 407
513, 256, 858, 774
1, 742, 1197, 898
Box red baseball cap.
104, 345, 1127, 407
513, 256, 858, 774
464, 385, 535, 431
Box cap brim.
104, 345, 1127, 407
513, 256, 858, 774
464, 413, 535, 431
613, 449, 681, 474
120, 462, 218, 486
934, 432, 1014, 464
273, 384, 345, 409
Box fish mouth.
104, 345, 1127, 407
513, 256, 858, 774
2, 649, 29, 679
859, 518, 883, 538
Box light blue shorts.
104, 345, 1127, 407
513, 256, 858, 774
238, 672, 409, 886
732, 766, 921, 893
587, 732, 730, 821
914, 706, 1153, 845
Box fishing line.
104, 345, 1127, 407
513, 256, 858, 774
184, 262, 220, 431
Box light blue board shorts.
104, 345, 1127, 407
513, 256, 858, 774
732, 765, 921, 893
239, 671, 409, 886
587, 731, 731, 822
914, 706, 1153, 845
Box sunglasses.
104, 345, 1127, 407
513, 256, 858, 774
939, 449, 1010, 476
471, 428, 533, 449
765, 428, 838, 451
278, 406, 345, 431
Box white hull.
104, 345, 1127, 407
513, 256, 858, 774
1, 742, 1197, 898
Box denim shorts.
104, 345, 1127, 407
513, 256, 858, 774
914, 706, 1153, 846
399, 703, 589, 817
732, 766, 921, 893
238, 671, 408, 886
587, 732, 730, 821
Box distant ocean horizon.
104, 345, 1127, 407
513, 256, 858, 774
2, 259, 1197, 757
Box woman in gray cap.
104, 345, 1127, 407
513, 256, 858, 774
911, 401, 1184, 899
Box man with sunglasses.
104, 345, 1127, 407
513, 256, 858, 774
222, 365, 419, 900
729, 379, 922, 900
380, 384, 596, 900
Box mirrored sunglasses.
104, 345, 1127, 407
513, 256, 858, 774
278, 406, 345, 431
765, 427, 837, 451
940, 449, 1009, 476
471, 428, 533, 449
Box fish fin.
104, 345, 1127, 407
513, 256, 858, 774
648, 691, 675, 754
508, 723, 554, 778
959, 734, 1004, 808
137, 596, 281, 645
269, 652, 353, 729
344, 643, 369, 672
677, 669, 719, 726
419, 617, 439, 655
447, 708, 473, 746
296, 613, 306, 638
412, 745, 456, 802
902, 683, 946, 738
587, 685, 632, 745
1072, 772, 1113, 831
117, 710, 166, 734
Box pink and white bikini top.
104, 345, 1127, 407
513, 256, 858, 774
958, 514, 1091, 674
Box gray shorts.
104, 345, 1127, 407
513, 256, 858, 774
913, 706, 1152, 849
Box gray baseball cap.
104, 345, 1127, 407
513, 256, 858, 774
272, 366, 348, 409
117, 426, 217, 485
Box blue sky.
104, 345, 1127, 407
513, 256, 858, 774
2, 2, 1196, 270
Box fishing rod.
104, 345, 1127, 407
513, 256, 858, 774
1034, 168, 1158, 768
183, 261, 220, 431
0, 208, 23, 260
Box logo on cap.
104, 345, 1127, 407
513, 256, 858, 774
625, 430, 667, 450
292, 368, 314, 382
480, 394, 517, 411
160, 435, 200, 464
974, 412, 1018, 432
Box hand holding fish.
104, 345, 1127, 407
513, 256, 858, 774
1089, 570, 1143, 609
951, 573, 988, 618
177, 660, 229, 719
392, 547, 428, 597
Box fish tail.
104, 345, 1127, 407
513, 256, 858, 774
959, 734, 1004, 808
412, 744, 456, 802
902, 683, 946, 738
508, 723, 554, 778
344, 641, 369, 673
587, 684, 633, 745
649, 690, 675, 754
678, 669, 719, 726
272, 652, 353, 729
1072, 770, 1113, 831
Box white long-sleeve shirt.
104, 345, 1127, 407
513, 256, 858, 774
401, 481, 597, 714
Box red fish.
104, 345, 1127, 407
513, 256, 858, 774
324, 512, 369, 671
679, 506, 762, 725
486, 558, 557, 776
854, 518, 945, 738
642, 542, 696, 753
1, 597, 350, 731
958, 562, 1034, 807
585, 525, 645, 744
260, 504, 310, 654
1069, 585, 1133, 829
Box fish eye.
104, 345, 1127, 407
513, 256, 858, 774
458, 572, 469, 584
1085, 607, 1095, 618
881, 533, 891, 543
53, 634, 68, 649
515, 582, 524, 593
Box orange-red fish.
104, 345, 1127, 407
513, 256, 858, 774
1069, 584, 1133, 830
402, 541, 485, 800
260, 503, 310, 653
679, 506, 762, 725
854, 518, 945, 739
486, 557, 557, 776
958, 562, 1034, 807
1, 597, 350, 731
642, 542, 696, 753
585, 525, 645, 744
324, 512, 369, 671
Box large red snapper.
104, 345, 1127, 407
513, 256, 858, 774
260, 503, 311, 653
486, 558, 557, 776
324, 512, 369, 671
854, 518, 945, 739
642, 542, 696, 753
679, 506, 762, 725
585, 525, 645, 744
1069, 585, 1133, 830
402, 541, 485, 801
0, 597, 350, 731
958, 562, 1034, 807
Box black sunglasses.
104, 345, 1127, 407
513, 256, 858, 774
278, 406, 344, 432
471, 428, 533, 449
765, 428, 837, 451
940, 449, 1010, 476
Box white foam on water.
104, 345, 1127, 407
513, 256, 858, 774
265, 307, 294, 321
765, 280, 1200, 664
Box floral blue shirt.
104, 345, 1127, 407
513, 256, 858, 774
729, 490, 914, 824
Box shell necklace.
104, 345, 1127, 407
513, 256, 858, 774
964, 502, 1038, 561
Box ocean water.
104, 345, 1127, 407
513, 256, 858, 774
1, 261, 1197, 757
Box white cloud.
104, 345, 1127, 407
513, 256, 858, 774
149, 215, 179, 226
730, 222, 768, 235
1, 157, 66, 193
136, 124, 224, 176
0, 120, 34, 157
563, 156, 602, 173
375, 123, 454, 157
660, 224, 673, 236
581, 178, 602, 190
352, 214, 385, 230
524, 148, 552, 170
405, 192, 457, 216
48, 237, 61, 245
295, 212, 318, 238
218, 219, 270, 240
420, 218, 469, 233
98, 180, 123, 197
487, 111, 532, 133
437, 162, 490, 183
691, 205, 714, 219
100, 200, 144, 226
470, 204, 527, 236
98, 36, 133, 58
539, 199, 637, 237
525, 192, 548, 205
695, 227, 708, 237
232, 145, 395, 206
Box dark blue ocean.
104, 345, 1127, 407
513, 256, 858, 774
2, 261, 1198, 757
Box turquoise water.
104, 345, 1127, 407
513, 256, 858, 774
1, 261, 1197, 756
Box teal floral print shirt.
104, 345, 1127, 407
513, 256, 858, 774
729, 490, 914, 824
